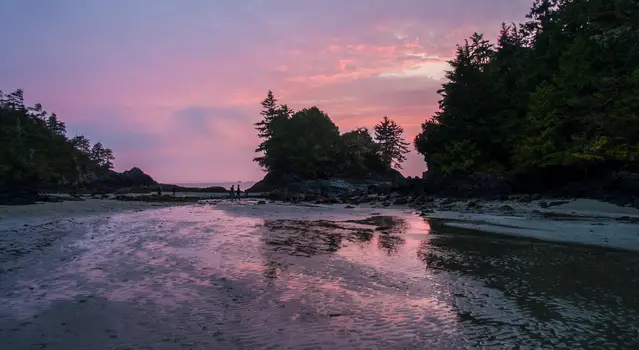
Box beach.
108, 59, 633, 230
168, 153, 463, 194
1, 197, 638, 348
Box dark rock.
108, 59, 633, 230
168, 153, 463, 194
266, 189, 286, 201
304, 194, 318, 202
420, 208, 434, 216
68, 194, 85, 201
440, 198, 454, 205
500, 205, 514, 211
88, 167, 157, 189
520, 194, 532, 203
202, 186, 227, 193
412, 195, 425, 204
345, 205, 355, 209
393, 197, 409, 205
257, 200, 266, 205
36, 194, 64, 203
539, 201, 549, 208
531, 194, 542, 200
467, 201, 479, 208
247, 169, 404, 195
417, 173, 513, 199
547, 200, 569, 208
358, 195, 374, 203
382, 201, 390, 207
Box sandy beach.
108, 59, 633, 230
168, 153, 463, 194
418, 197, 639, 252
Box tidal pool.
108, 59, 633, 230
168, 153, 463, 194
1, 203, 637, 349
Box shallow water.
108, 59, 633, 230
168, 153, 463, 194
0, 203, 638, 349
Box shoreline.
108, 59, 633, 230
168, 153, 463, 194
1, 196, 638, 271
417, 198, 639, 252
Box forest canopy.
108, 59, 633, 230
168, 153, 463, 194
414, 0, 639, 177
253, 91, 409, 180
0, 89, 115, 187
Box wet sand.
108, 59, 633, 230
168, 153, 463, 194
0, 199, 187, 273
422, 198, 639, 252
1, 200, 638, 349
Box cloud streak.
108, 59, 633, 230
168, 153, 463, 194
0, 0, 531, 182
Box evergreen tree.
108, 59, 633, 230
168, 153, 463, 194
252, 92, 406, 179
253, 90, 293, 168
374, 116, 410, 169
0, 88, 117, 187
90, 142, 115, 170
414, 0, 639, 179
254, 90, 279, 140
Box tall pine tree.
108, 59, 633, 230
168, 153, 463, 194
374, 116, 410, 169
253, 90, 293, 169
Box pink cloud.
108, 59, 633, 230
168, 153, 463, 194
3, 0, 532, 183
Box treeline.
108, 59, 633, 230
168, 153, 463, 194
415, 0, 639, 180
0, 89, 115, 187
253, 91, 409, 180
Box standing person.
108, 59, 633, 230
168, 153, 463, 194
172, 186, 176, 196
236, 184, 241, 202
230, 185, 235, 201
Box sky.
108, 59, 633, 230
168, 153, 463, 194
0, 0, 532, 183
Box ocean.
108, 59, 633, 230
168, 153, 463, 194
174, 181, 257, 190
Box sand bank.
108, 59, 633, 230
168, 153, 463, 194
422, 198, 639, 252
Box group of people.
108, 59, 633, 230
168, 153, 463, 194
229, 184, 246, 201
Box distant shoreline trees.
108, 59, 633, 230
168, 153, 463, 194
253, 91, 409, 179
0, 88, 116, 187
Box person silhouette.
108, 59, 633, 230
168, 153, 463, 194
236, 184, 241, 201
230, 185, 235, 201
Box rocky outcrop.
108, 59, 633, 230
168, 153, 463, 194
396, 173, 513, 199
72, 167, 157, 191
99, 167, 157, 187
0, 188, 40, 206
551, 171, 639, 207
248, 168, 405, 194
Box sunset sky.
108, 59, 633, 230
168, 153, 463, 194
1, 0, 531, 183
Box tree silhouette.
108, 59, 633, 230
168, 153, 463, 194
253, 92, 407, 179
414, 0, 639, 177
374, 116, 410, 169
0, 88, 116, 187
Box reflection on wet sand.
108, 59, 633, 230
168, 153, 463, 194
418, 224, 639, 348
0, 203, 637, 349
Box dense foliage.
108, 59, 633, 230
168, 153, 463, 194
415, 0, 639, 178
0, 89, 115, 187
254, 91, 409, 179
